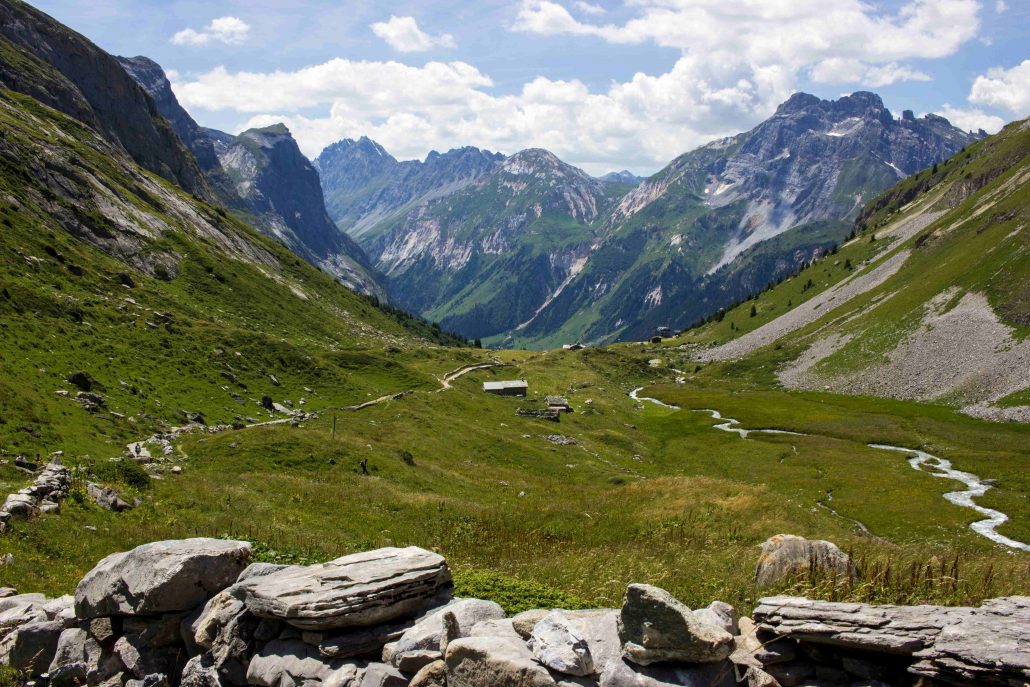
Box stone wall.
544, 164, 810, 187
0, 538, 1025, 687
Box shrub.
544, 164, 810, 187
453, 569, 591, 614
90, 459, 150, 490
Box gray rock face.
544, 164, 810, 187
0, 1, 209, 196
86, 482, 134, 512
0, 618, 64, 673
75, 538, 251, 618
529, 612, 594, 677
599, 658, 736, 687
692, 602, 737, 637
243, 547, 452, 631
409, 659, 448, 687
445, 635, 556, 687
755, 534, 857, 588
204, 125, 383, 298
389, 598, 505, 670
753, 595, 1030, 685
910, 596, 1030, 685
246, 638, 342, 687
359, 662, 406, 687
618, 584, 733, 665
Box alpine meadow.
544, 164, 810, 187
0, 2, 1027, 687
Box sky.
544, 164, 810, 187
31, 0, 1030, 175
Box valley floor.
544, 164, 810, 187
2, 346, 1027, 614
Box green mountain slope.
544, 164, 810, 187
507, 93, 982, 348
673, 117, 1029, 420
366, 149, 625, 339
0, 87, 466, 457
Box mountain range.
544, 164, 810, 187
317, 93, 982, 346
0, 0, 990, 352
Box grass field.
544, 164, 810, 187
2, 346, 1026, 614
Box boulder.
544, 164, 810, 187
246, 638, 340, 687
125, 674, 169, 687
445, 635, 556, 687
86, 482, 134, 512
617, 584, 733, 665
530, 612, 593, 677
469, 619, 522, 641
243, 547, 452, 631
0, 594, 49, 635
512, 609, 616, 641
389, 598, 505, 670
75, 538, 251, 618
2, 493, 39, 518
318, 619, 415, 659
0, 618, 64, 674
755, 535, 856, 588
909, 596, 1030, 686
563, 611, 621, 676
49, 627, 97, 687
599, 658, 736, 687
409, 659, 448, 687
180, 655, 228, 687
360, 662, 407, 687
693, 601, 736, 636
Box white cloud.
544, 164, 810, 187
995, 0, 1007, 12
171, 16, 250, 46
969, 60, 1030, 116
935, 105, 1005, 134
573, 1, 606, 14
170, 0, 987, 174
512, 0, 979, 65
173, 53, 778, 174
810, 59, 932, 87
370, 16, 456, 52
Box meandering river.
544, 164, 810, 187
629, 387, 1029, 552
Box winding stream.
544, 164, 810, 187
629, 387, 1029, 552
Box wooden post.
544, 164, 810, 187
332, 414, 337, 441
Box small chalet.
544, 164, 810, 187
545, 395, 573, 413
562, 343, 585, 351
483, 380, 528, 397
655, 326, 673, 338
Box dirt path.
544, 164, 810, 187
437, 361, 506, 391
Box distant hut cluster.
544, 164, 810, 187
483, 379, 575, 423
650, 326, 676, 343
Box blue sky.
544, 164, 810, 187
31, 0, 1030, 175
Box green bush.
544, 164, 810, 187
90, 459, 150, 489
453, 569, 591, 614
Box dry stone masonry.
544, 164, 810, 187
0, 538, 1025, 687
0, 461, 71, 534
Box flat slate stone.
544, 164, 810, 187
243, 547, 452, 631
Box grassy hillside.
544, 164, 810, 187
0, 88, 469, 459
0, 12, 1025, 622
671, 118, 1029, 418
3, 345, 1027, 614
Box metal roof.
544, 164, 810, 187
483, 380, 529, 390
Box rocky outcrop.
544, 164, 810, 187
0, 461, 71, 533
752, 594, 1030, 686
0, 1, 208, 196
617, 584, 733, 665
206, 125, 383, 297
755, 534, 857, 588
75, 539, 252, 618
3, 539, 1026, 687
241, 547, 452, 631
